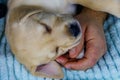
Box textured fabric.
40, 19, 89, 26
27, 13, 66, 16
0, 0, 120, 80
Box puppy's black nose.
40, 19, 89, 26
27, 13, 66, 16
0, 3, 7, 18
69, 21, 81, 37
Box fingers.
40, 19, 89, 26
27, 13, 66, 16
65, 39, 107, 70
64, 24, 107, 70
64, 30, 107, 70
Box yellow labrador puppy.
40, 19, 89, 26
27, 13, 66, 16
6, 0, 120, 79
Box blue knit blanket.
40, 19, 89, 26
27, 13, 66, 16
0, 0, 120, 80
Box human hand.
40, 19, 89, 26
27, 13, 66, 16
56, 8, 107, 70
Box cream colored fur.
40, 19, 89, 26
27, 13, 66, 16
6, 0, 120, 79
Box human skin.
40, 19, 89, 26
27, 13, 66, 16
56, 8, 107, 70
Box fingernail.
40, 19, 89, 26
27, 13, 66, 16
56, 58, 61, 63
56, 57, 63, 63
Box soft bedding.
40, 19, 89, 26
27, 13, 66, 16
0, 0, 120, 80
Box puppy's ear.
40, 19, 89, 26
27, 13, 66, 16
35, 61, 64, 79
8, 5, 42, 24
20, 9, 42, 23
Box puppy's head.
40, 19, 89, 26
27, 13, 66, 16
6, 6, 82, 79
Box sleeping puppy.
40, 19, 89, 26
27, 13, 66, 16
6, 0, 120, 79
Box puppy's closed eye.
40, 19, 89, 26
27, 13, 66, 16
56, 47, 59, 54
40, 22, 52, 33
31, 15, 52, 33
